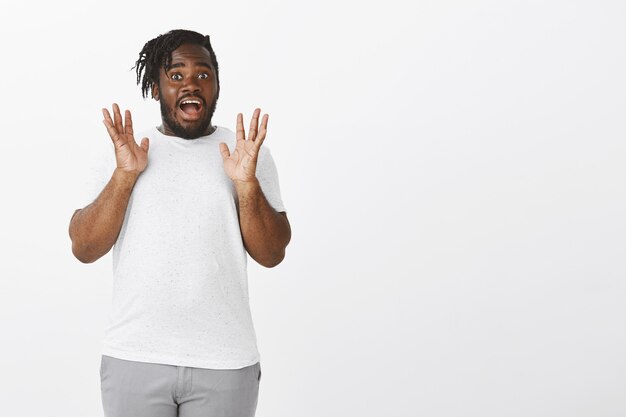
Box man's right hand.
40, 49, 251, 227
102, 103, 149, 174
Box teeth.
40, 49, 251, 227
181, 99, 201, 105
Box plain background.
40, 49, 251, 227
1, 0, 624, 416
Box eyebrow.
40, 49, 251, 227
166, 61, 213, 71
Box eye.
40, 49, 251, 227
198, 72, 210, 80
170, 73, 183, 81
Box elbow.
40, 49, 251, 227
249, 222, 291, 268
265, 252, 286, 268
257, 249, 286, 268
71, 242, 98, 264
261, 233, 291, 268
69, 211, 92, 263
68, 211, 107, 264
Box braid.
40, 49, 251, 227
134, 29, 220, 99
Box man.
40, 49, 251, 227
68, 29, 291, 417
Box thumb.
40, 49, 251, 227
140, 137, 149, 152
219, 142, 230, 161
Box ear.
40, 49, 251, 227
151, 82, 160, 101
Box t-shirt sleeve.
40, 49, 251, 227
256, 146, 286, 213
73, 145, 116, 210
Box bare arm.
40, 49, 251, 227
219, 109, 291, 268
235, 179, 291, 267
68, 103, 149, 263
69, 169, 139, 263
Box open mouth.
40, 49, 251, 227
178, 98, 204, 120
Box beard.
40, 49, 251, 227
160, 96, 218, 139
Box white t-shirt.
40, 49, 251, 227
80, 126, 285, 369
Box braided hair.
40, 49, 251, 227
134, 29, 220, 99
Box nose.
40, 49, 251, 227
181, 75, 201, 95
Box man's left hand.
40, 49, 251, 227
219, 108, 268, 184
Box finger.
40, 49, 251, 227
248, 108, 261, 142
254, 113, 269, 149
124, 110, 134, 136
219, 142, 231, 161
113, 103, 124, 133
102, 108, 126, 147
236, 113, 245, 141
102, 117, 122, 146
102, 108, 115, 129
140, 137, 149, 153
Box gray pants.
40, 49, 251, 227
100, 355, 261, 417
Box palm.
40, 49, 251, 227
102, 103, 150, 173
220, 108, 268, 183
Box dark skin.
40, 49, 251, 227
69, 43, 291, 267
151, 44, 219, 138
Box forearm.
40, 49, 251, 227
235, 178, 291, 268
68, 168, 139, 263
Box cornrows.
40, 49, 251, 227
133, 29, 220, 99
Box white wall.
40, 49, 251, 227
0, 0, 624, 416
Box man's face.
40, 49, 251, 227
152, 43, 219, 139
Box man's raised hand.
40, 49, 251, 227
219, 108, 268, 184
102, 103, 149, 174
